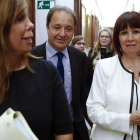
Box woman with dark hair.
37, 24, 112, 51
87, 11, 140, 140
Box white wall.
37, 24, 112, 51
82, 0, 140, 28
56, 0, 74, 10
125, 0, 140, 12
35, 0, 74, 46
82, 0, 103, 27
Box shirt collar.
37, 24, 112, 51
46, 41, 69, 59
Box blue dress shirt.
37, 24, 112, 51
45, 41, 73, 119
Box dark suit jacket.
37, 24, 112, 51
30, 42, 91, 140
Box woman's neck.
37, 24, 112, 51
121, 54, 140, 83
10, 55, 26, 71
121, 54, 140, 66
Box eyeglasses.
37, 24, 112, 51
76, 42, 86, 45
100, 35, 110, 39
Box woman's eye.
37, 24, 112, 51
17, 15, 25, 21
120, 31, 127, 35
133, 30, 140, 34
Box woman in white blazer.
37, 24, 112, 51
86, 11, 140, 140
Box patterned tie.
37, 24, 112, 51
56, 52, 64, 83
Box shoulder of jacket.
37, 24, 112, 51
68, 45, 86, 56
97, 55, 118, 69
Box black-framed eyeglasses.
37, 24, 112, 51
100, 35, 110, 39
76, 42, 86, 45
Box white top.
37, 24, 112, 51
87, 55, 140, 140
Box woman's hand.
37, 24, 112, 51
130, 110, 140, 126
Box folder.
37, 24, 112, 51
0, 108, 39, 140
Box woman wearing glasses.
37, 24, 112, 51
71, 35, 93, 100
71, 35, 93, 133
71, 35, 86, 52
87, 11, 140, 140
88, 27, 115, 68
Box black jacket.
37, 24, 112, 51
30, 42, 93, 140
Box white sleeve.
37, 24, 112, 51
86, 60, 133, 135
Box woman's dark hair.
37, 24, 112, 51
113, 11, 140, 57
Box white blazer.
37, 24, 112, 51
87, 55, 140, 140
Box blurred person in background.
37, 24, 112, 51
71, 35, 93, 95
88, 27, 115, 69
71, 35, 93, 137
71, 35, 86, 52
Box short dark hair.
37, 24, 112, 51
113, 11, 140, 57
46, 5, 77, 26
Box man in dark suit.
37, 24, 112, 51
31, 5, 91, 140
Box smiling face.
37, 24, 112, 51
119, 26, 140, 56
47, 11, 75, 51
99, 31, 111, 47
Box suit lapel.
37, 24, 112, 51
35, 42, 46, 59
68, 47, 78, 100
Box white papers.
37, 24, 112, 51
14, 117, 34, 140
0, 108, 39, 140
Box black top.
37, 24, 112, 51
0, 59, 73, 140
88, 47, 114, 62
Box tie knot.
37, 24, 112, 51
56, 52, 63, 60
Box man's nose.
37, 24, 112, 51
59, 28, 66, 37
